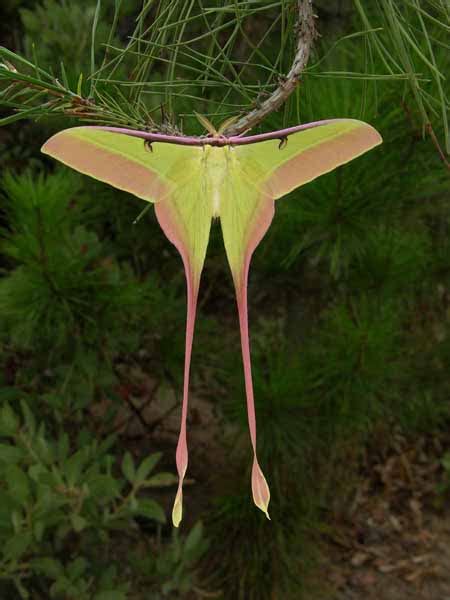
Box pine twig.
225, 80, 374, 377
426, 123, 450, 170
223, 0, 317, 136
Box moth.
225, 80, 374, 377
42, 117, 382, 526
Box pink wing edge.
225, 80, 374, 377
153, 201, 202, 528
232, 197, 275, 520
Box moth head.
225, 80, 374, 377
194, 112, 218, 137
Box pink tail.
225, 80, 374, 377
155, 202, 201, 527
233, 198, 274, 519
171, 270, 198, 527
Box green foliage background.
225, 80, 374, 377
0, 1, 448, 599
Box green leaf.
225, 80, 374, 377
97, 433, 117, 455
121, 451, 135, 484
35, 434, 54, 464
70, 514, 87, 533
129, 495, 138, 511
20, 400, 36, 435
65, 448, 88, 487
134, 452, 162, 486
135, 498, 166, 524
0, 403, 19, 436
28, 464, 45, 482
0, 443, 25, 464
184, 521, 204, 556
94, 592, 126, 600
86, 474, 120, 500
49, 575, 71, 596
0, 492, 18, 529
67, 556, 88, 580
30, 557, 63, 578
57, 432, 70, 463
3, 531, 32, 560
11, 509, 22, 532
33, 520, 45, 542
142, 472, 178, 488
6, 465, 31, 506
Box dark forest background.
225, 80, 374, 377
0, 1, 448, 599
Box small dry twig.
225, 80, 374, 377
223, 0, 316, 136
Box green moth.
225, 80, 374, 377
42, 117, 382, 526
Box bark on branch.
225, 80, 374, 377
223, 0, 317, 137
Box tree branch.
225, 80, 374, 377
223, 0, 317, 137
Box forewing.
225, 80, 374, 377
41, 126, 197, 203
235, 119, 382, 199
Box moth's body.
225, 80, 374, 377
200, 145, 236, 218
155, 141, 270, 287
175, 144, 259, 219
41, 118, 382, 527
